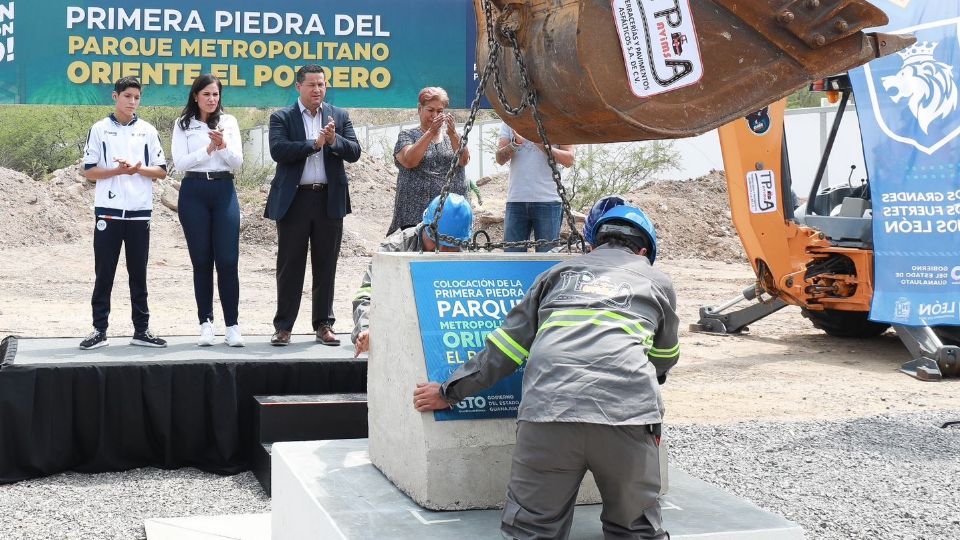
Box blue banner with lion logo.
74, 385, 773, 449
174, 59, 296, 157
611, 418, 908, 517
849, 2, 960, 326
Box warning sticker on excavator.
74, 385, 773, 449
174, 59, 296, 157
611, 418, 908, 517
609, 0, 703, 98
747, 170, 778, 214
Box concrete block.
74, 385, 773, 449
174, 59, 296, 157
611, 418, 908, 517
366, 252, 602, 510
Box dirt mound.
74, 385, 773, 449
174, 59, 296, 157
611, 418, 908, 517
472, 170, 744, 260
237, 152, 398, 256
1, 151, 399, 257
628, 170, 745, 261
0, 165, 91, 248
1, 160, 743, 261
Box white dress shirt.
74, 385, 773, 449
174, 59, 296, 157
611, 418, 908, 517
171, 113, 243, 173
298, 99, 329, 185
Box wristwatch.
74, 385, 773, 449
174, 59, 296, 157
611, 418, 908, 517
509, 139, 521, 151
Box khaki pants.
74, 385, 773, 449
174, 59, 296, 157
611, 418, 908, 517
500, 421, 667, 540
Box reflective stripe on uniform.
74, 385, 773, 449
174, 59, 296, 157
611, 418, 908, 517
538, 309, 653, 338
649, 343, 680, 359
353, 286, 371, 300
487, 327, 528, 366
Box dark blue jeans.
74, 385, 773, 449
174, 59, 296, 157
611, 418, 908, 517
178, 178, 241, 326
504, 201, 562, 253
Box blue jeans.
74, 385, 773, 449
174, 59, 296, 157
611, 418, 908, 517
504, 202, 562, 253
178, 178, 241, 326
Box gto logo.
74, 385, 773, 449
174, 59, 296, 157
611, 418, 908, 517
456, 396, 487, 410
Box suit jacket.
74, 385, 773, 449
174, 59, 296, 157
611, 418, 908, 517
264, 101, 362, 221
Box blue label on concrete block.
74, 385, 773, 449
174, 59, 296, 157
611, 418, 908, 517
410, 260, 560, 421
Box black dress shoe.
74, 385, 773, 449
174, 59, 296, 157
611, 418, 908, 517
316, 325, 340, 346
271, 330, 291, 346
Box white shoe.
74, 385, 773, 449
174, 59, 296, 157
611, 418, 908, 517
198, 319, 216, 346
225, 324, 245, 347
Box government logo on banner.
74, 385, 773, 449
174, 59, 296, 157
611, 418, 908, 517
862, 18, 960, 155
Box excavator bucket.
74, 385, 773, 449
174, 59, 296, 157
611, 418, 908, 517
475, 0, 914, 144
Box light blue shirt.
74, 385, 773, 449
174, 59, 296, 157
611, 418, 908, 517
298, 99, 328, 185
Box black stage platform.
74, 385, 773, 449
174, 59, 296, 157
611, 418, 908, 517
0, 335, 366, 484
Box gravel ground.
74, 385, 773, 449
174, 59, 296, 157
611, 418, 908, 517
2, 411, 958, 539
668, 410, 960, 540
0, 468, 268, 539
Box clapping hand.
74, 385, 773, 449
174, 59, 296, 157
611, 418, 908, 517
207, 127, 226, 154
323, 118, 337, 146
444, 113, 457, 135
113, 158, 142, 175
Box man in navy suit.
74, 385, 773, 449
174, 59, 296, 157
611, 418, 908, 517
264, 65, 362, 346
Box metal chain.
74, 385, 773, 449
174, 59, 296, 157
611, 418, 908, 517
428, 0, 585, 253
503, 30, 585, 252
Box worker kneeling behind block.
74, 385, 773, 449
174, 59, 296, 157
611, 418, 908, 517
414, 204, 680, 540
351, 194, 473, 356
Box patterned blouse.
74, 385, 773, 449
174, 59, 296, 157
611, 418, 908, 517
387, 127, 467, 235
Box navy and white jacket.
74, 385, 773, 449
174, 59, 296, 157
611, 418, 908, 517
83, 114, 166, 218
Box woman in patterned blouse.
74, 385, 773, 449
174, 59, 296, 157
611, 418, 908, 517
387, 87, 470, 235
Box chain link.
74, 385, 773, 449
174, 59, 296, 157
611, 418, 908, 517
428, 0, 586, 254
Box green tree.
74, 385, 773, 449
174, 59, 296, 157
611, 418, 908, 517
565, 141, 681, 211
787, 88, 822, 109
0, 105, 274, 183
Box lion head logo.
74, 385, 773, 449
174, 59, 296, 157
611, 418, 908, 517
882, 41, 959, 134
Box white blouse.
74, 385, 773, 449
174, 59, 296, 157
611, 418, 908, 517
171, 113, 243, 173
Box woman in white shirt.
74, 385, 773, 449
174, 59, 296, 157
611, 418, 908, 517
172, 74, 245, 347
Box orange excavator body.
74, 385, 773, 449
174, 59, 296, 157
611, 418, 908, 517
717, 98, 874, 313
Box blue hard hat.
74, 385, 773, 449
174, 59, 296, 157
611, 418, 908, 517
592, 205, 658, 263
422, 194, 473, 247
584, 196, 626, 246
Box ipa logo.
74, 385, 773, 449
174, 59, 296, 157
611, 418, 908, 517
0, 1, 12, 62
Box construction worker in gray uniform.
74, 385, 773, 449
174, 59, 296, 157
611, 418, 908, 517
414, 203, 679, 540
352, 193, 473, 356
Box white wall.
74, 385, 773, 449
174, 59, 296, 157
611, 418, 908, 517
245, 105, 867, 195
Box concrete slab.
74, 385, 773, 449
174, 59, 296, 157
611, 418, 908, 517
271, 439, 805, 540
144, 513, 270, 540
6, 334, 356, 366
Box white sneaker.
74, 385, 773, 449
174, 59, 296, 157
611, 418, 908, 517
225, 324, 245, 347
198, 319, 216, 346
